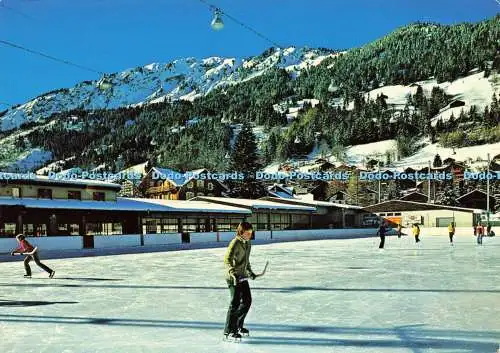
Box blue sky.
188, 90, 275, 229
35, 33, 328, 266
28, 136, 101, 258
0, 0, 497, 106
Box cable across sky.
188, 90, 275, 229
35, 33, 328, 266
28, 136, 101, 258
195, 0, 287, 49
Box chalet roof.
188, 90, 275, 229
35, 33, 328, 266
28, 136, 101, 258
268, 191, 295, 199
146, 168, 229, 190
400, 192, 428, 201
456, 189, 495, 201
363, 200, 482, 213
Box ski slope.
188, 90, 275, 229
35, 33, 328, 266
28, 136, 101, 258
0, 236, 498, 353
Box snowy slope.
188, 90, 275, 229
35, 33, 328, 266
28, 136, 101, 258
347, 71, 499, 119
0, 47, 333, 131
392, 138, 499, 171
0, 124, 53, 172
290, 136, 497, 173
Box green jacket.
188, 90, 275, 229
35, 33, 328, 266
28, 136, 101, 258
224, 235, 254, 280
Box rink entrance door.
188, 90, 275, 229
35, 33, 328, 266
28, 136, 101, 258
83, 234, 94, 248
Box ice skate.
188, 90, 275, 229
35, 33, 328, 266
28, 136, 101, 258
239, 327, 250, 337
223, 331, 242, 342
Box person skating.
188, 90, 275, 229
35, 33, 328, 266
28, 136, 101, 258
11, 234, 55, 278
412, 224, 421, 243
376, 221, 387, 249
477, 223, 484, 245
223, 222, 257, 341
396, 223, 402, 238
448, 222, 455, 245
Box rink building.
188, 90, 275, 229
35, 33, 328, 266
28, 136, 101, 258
362, 200, 483, 227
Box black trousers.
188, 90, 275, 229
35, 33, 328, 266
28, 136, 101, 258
24, 252, 52, 276
224, 279, 252, 334
449, 232, 454, 243
379, 235, 385, 248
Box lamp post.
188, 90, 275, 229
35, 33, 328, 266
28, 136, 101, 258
428, 160, 432, 203
487, 153, 491, 224
378, 162, 381, 204
474, 153, 492, 224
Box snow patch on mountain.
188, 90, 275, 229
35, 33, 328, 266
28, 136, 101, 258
347, 70, 499, 118
0, 47, 331, 131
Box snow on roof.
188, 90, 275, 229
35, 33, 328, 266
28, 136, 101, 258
268, 191, 295, 199
0, 173, 121, 189
152, 167, 186, 186
193, 196, 315, 211
262, 196, 362, 209
0, 197, 250, 214
0, 197, 164, 212
126, 198, 250, 214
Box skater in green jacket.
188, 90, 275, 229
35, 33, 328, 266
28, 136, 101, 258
223, 221, 257, 341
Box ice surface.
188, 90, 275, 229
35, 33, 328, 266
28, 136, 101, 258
0, 236, 498, 353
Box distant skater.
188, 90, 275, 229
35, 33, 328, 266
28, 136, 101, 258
377, 222, 387, 248
223, 222, 257, 341
11, 234, 55, 278
448, 222, 455, 245
397, 223, 402, 238
477, 224, 484, 245
412, 224, 421, 243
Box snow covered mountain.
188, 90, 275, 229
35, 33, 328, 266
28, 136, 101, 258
0, 47, 336, 131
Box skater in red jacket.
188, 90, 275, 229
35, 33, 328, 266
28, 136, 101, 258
11, 234, 55, 278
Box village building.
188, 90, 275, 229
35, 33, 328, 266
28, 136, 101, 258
363, 200, 482, 228
138, 167, 229, 200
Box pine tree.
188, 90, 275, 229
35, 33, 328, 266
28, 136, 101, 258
433, 154, 443, 167
228, 122, 266, 198
346, 171, 360, 205
414, 85, 425, 110
436, 184, 459, 206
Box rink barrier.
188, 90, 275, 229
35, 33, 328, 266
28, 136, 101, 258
143, 233, 181, 246
218, 231, 236, 242
0, 236, 83, 253
254, 231, 272, 241
0, 227, 482, 254
417, 227, 478, 237
93, 234, 141, 248
190, 232, 218, 243
270, 228, 381, 241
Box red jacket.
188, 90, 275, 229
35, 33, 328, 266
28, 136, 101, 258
13, 239, 35, 254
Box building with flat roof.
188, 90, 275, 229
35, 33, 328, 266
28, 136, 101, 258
363, 200, 482, 227
191, 196, 316, 230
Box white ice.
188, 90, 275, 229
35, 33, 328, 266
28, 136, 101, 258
0, 236, 499, 353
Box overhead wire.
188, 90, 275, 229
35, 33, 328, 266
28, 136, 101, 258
1, 0, 300, 110
0, 39, 105, 75
195, 0, 287, 50
0, 0, 36, 20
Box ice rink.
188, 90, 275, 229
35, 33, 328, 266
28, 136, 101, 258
0, 235, 499, 353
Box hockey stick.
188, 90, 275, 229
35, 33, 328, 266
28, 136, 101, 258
254, 261, 269, 278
